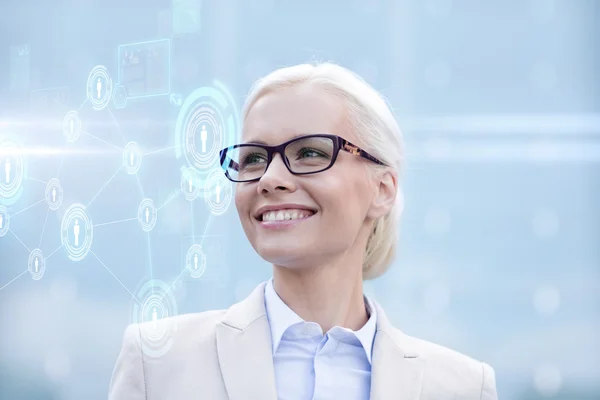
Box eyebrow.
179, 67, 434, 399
243, 133, 309, 146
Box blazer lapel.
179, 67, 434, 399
370, 301, 424, 400
216, 282, 278, 400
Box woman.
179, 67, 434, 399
109, 62, 498, 400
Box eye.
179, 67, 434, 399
297, 148, 328, 159
241, 152, 267, 167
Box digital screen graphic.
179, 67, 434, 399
117, 39, 171, 100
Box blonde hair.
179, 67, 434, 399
242, 62, 405, 280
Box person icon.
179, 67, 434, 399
152, 307, 158, 329
188, 177, 193, 193
200, 125, 208, 153
194, 253, 198, 270
74, 219, 80, 247
34, 257, 39, 273
96, 77, 102, 99
52, 187, 57, 203
5, 158, 11, 184
215, 183, 221, 204
130, 149, 135, 166
145, 207, 150, 224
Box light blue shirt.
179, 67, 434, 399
264, 279, 377, 400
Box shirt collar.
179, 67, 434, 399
264, 278, 377, 364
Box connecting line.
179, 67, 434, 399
56, 155, 66, 177
46, 244, 63, 260
11, 199, 45, 217
157, 191, 179, 211
77, 97, 87, 112
89, 250, 142, 306
134, 175, 145, 198
0, 270, 28, 293
164, 267, 187, 298
199, 213, 213, 248
93, 217, 137, 228
87, 166, 123, 208
146, 232, 154, 292
25, 177, 48, 185
164, 213, 213, 297
108, 108, 127, 144
38, 208, 50, 248
9, 229, 31, 253
80, 131, 124, 151
190, 202, 196, 242
143, 144, 182, 157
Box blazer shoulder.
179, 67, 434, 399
392, 330, 498, 399
144, 309, 228, 340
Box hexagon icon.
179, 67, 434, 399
113, 84, 128, 109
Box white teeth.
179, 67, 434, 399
262, 209, 314, 222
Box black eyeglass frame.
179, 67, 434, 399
219, 133, 386, 183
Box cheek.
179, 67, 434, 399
234, 185, 252, 218
314, 175, 370, 227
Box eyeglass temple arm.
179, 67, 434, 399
341, 139, 385, 166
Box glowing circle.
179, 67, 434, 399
45, 178, 64, 211
174, 82, 240, 190
123, 142, 143, 175
204, 168, 232, 216
0, 205, 9, 237
0, 139, 25, 201
28, 248, 46, 280
60, 203, 93, 262
138, 198, 157, 232
62, 110, 82, 143
86, 65, 113, 111
185, 244, 207, 279
180, 167, 200, 201
131, 279, 178, 358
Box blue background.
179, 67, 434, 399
0, 0, 599, 399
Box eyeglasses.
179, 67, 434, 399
219, 133, 386, 183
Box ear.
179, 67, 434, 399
367, 169, 398, 220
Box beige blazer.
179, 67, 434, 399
109, 282, 498, 400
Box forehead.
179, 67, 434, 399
242, 83, 350, 144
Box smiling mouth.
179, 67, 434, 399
257, 209, 317, 222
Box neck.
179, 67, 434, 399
272, 255, 368, 333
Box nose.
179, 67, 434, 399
256, 153, 296, 195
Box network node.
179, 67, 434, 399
137, 198, 157, 232
45, 178, 64, 211
185, 244, 207, 279
174, 82, 240, 190
0, 205, 9, 237
86, 65, 113, 111
123, 142, 143, 175
131, 279, 178, 358
112, 84, 128, 109
0, 139, 25, 200
180, 167, 200, 201
60, 203, 93, 262
28, 248, 46, 280
204, 168, 232, 216
62, 110, 82, 143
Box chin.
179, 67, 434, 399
255, 242, 305, 264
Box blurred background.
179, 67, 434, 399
0, 0, 598, 399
